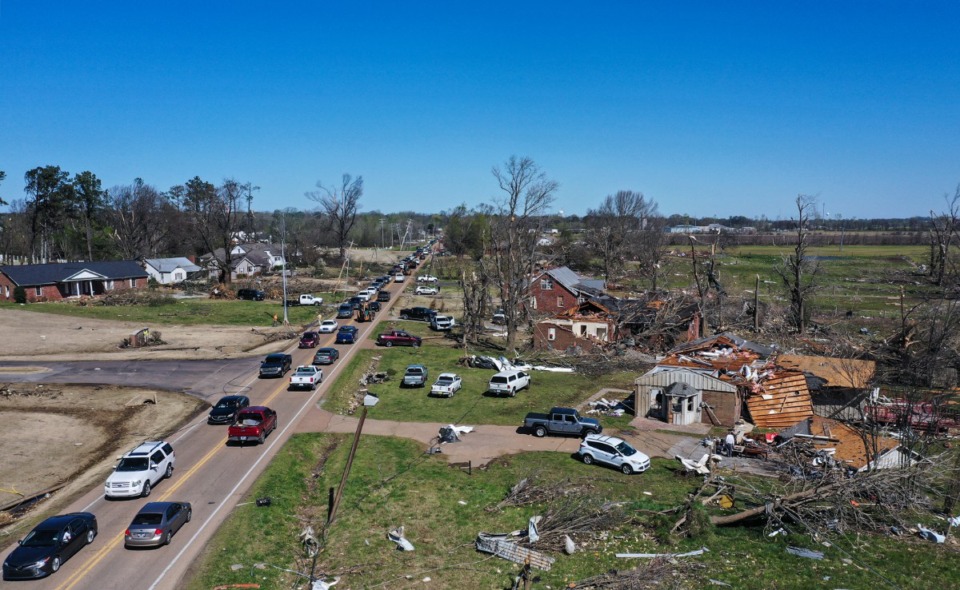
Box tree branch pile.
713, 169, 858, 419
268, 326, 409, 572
522, 496, 627, 552
489, 476, 594, 511
570, 558, 700, 589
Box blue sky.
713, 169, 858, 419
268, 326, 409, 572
1, 1, 958, 219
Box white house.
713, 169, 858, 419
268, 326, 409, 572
142, 258, 202, 285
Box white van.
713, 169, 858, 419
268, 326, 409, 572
488, 370, 530, 397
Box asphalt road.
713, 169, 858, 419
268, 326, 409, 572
0, 306, 395, 589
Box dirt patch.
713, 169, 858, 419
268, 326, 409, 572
0, 308, 290, 361
0, 384, 205, 527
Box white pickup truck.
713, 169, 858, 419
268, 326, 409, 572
298, 294, 323, 306
289, 365, 323, 390
430, 373, 462, 397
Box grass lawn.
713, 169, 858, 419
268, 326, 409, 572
320, 321, 635, 425
0, 295, 336, 327
187, 433, 960, 590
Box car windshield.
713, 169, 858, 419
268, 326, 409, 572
406, 369, 424, 375
22, 529, 59, 547
216, 399, 238, 409
131, 513, 163, 526
437, 378, 452, 384
116, 457, 149, 472
615, 441, 637, 456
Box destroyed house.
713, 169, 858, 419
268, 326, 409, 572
533, 299, 617, 353
776, 354, 877, 421
779, 415, 915, 471
526, 266, 605, 316
635, 333, 815, 428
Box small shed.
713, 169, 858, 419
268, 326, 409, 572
635, 368, 740, 426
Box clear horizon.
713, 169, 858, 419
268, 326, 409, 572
2, 2, 959, 220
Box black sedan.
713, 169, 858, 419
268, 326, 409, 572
124, 501, 192, 548
207, 395, 251, 425
3, 512, 97, 580
312, 347, 340, 365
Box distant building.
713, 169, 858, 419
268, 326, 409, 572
142, 257, 202, 285
0, 260, 148, 302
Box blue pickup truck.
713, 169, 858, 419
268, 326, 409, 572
523, 407, 602, 438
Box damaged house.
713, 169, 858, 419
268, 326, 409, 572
779, 415, 919, 472
526, 266, 606, 316
634, 333, 816, 428
200, 243, 286, 281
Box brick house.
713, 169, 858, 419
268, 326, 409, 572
0, 260, 148, 302
526, 266, 605, 316
200, 243, 285, 281
533, 299, 617, 353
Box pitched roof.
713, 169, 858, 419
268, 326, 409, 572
0, 261, 147, 286
536, 266, 607, 297
744, 370, 814, 428
144, 258, 202, 273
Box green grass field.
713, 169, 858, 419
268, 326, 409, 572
186, 433, 960, 590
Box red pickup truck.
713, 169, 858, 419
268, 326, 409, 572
227, 406, 278, 445
376, 330, 422, 347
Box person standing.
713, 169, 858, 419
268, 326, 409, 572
724, 431, 736, 457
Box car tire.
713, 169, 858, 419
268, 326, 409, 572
582, 454, 594, 465
384, 341, 392, 347
412, 342, 419, 348
534, 425, 547, 438
51, 556, 61, 573
621, 464, 633, 475
400, 314, 408, 320
165, 464, 174, 479
186, 509, 192, 523
258, 432, 265, 444
509, 389, 516, 398
86, 529, 96, 544
141, 480, 151, 497
164, 531, 172, 546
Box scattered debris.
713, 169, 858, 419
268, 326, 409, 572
362, 393, 380, 407
312, 577, 340, 590
616, 547, 709, 558
563, 535, 576, 554
475, 533, 555, 570
785, 546, 824, 560
918, 524, 946, 543
387, 526, 415, 551
255, 497, 272, 507
676, 453, 714, 475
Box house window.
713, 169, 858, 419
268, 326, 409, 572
579, 325, 587, 336
129, 278, 136, 288
596, 327, 607, 341
547, 328, 556, 341
540, 278, 554, 290
529, 297, 537, 310
557, 296, 565, 308
35, 286, 42, 297
105, 280, 114, 291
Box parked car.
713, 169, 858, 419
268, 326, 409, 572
299, 331, 320, 348
578, 434, 650, 474
227, 406, 277, 445
377, 330, 422, 347
123, 501, 192, 548
318, 319, 339, 333
402, 364, 429, 388
104, 441, 175, 498
236, 288, 265, 301
312, 347, 340, 365
399, 306, 436, 322
523, 407, 602, 438
337, 303, 355, 318
289, 365, 323, 390
488, 370, 530, 397
297, 294, 323, 306
259, 353, 293, 378
492, 309, 506, 325
415, 285, 439, 296
394, 273, 405, 283
2, 513, 98, 580
430, 373, 462, 397
430, 315, 455, 331
336, 325, 359, 344
377, 289, 392, 302
207, 395, 251, 425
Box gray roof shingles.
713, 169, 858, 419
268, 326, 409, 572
0, 261, 147, 286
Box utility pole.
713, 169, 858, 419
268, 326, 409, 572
280, 215, 289, 325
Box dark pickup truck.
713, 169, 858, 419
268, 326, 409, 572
399, 307, 436, 322
377, 330, 421, 347
523, 407, 602, 438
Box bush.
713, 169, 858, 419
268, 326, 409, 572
13, 287, 26, 304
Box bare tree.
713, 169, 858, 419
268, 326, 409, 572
585, 190, 659, 281
173, 177, 249, 284
775, 195, 820, 333
459, 265, 491, 345
72, 171, 105, 261
483, 156, 558, 352
929, 186, 960, 287
307, 174, 363, 261
107, 179, 176, 259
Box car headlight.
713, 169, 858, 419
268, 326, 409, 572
133, 480, 142, 487
33, 557, 50, 568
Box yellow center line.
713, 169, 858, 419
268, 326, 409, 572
55, 375, 294, 590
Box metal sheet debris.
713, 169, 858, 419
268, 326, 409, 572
786, 546, 824, 559
616, 547, 709, 558
476, 533, 555, 570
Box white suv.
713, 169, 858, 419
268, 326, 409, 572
488, 370, 530, 397
578, 434, 650, 475
104, 441, 175, 498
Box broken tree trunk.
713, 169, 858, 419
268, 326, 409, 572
710, 483, 839, 526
